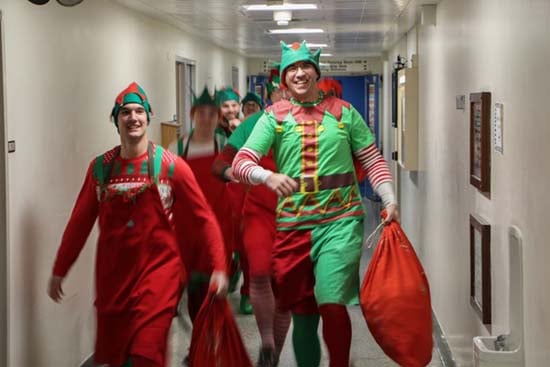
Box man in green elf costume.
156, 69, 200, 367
232, 42, 399, 367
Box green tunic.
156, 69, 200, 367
243, 96, 375, 230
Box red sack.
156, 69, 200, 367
188, 292, 253, 367
360, 218, 433, 367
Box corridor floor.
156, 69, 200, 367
168, 246, 444, 366
168, 291, 444, 367
168, 201, 444, 366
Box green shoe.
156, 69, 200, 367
240, 294, 254, 315
228, 253, 241, 293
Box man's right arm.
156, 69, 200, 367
212, 111, 264, 182
232, 115, 299, 196
49, 164, 99, 302
212, 144, 238, 182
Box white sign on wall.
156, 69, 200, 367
261, 59, 370, 74
320, 59, 369, 73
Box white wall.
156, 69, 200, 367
386, 0, 550, 365
0, 0, 247, 366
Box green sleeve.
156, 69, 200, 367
346, 105, 375, 152
242, 111, 276, 155
227, 111, 262, 150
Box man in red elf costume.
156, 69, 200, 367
213, 71, 291, 366
215, 86, 253, 314
174, 86, 234, 322
47, 82, 228, 367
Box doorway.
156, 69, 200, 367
175, 58, 196, 137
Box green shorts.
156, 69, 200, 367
272, 217, 364, 310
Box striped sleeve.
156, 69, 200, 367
232, 147, 272, 185
354, 143, 393, 189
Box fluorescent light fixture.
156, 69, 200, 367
307, 43, 328, 48
274, 10, 292, 26
268, 28, 324, 34
243, 4, 317, 11
321, 53, 333, 57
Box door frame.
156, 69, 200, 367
0, 11, 9, 367
175, 57, 196, 138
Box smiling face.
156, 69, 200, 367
284, 61, 319, 102
220, 99, 240, 122
117, 103, 148, 143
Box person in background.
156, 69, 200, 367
317, 78, 343, 98
213, 74, 291, 366
48, 82, 228, 367
173, 86, 233, 324
215, 86, 253, 314
241, 91, 264, 119
232, 41, 399, 367
216, 86, 242, 132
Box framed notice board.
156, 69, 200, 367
470, 92, 491, 196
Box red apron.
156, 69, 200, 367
94, 145, 185, 366
180, 155, 232, 275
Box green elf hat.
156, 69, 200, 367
110, 82, 153, 126
241, 92, 264, 109
279, 40, 321, 86
215, 86, 240, 106
190, 86, 218, 118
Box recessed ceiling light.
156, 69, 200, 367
321, 53, 333, 57
268, 28, 324, 34
243, 4, 317, 11
307, 43, 328, 48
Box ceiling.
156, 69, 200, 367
114, 0, 440, 58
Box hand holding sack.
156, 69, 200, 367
360, 214, 433, 367
188, 291, 253, 367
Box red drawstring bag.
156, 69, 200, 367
360, 215, 433, 367
188, 292, 253, 367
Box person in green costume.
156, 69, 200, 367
215, 86, 253, 314
232, 41, 400, 367
213, 73, 291, 366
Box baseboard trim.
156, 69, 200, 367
432, 311, 456, 367
80, 353, 95, 367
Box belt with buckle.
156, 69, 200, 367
293, 172, 355, 193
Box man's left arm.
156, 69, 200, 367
348, 106, 400, 223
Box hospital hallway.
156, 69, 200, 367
2, 0, 550, 366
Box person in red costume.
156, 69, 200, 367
47, 82, 228, 367
173, 86, 234, 323
212, 72, 291, 366
317, 78, 343, 99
